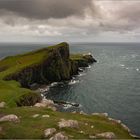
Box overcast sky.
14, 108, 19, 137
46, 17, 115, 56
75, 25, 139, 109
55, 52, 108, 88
0, 0, 140, 42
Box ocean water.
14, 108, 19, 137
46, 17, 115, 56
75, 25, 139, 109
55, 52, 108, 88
0, 43, 140, 136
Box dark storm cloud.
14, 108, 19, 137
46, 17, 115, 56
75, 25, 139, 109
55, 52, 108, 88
0, 0, 94, 20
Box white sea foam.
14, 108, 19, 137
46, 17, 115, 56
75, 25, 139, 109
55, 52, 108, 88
79, 68, 84, 71
88, 52, 92, 55
72, 76, 76, 80
39, 87, 50, 93
50, 82, 58, 87
120, 64, 125, 67
68, 80, 79, 85
63, 104, 72, 109
131, 54, 138, 58
88, 65, 91, 69
78, 73, 86, 77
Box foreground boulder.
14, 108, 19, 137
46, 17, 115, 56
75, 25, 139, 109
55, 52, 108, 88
0, 114, 20, 123
58, 119, 78, 128
44, 128, 56, 138
96, 132, 116, 139
50, 132, 68, 140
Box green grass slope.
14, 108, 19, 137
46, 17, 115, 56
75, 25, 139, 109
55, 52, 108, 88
0, 42, 69, 107
0, 107, 133, 139
0, 42, 69, 79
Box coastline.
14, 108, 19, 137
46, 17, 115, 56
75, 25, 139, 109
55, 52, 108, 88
0, 42, 138, 138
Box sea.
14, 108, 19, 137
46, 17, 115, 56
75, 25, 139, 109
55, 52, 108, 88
0, 42, 140, 136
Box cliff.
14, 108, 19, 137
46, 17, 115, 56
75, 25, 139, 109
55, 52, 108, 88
1, 42, 96, 88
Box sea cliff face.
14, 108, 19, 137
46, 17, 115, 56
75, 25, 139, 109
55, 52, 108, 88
0, 42, 96, 106
3, 42, 96, 88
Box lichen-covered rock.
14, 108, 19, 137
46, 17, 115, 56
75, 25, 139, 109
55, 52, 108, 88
58, 119, 78, 128
32, 114, 40, 118
0, 114, 20, 123
89, 135, 96, 139
44, 128, 56, 138
96, 132, 116, 139
48, 106, 57, 111
34, 103, 46, 108
42, 114, 50, 118
49, 132, 68, 140
34, 99, 56, 110
41, 99, 55, 107
0, 102, 6, 108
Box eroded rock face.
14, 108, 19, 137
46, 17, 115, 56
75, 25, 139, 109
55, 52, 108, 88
96, 132, 116, 139
58, 119, 78, 128
0, 114, 20, 123
16, 92, 42, 107
0, 102, 6, 108
34, 99, 57, 111
49, 132, 68, 140
44, 128, 56, 138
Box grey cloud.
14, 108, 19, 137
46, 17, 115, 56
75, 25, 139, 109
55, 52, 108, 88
0, 0, 94, 20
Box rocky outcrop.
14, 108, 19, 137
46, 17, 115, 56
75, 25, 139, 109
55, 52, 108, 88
4, 42, 96, 88
96, 132, 116, 139
58, 119, 79, 128
34, 99, 57, 111
16, 92, 42, 106
49, 132, 68, 140
44, 128, 56, 138
0, 114, 20, 123
70, 53, 97, 67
